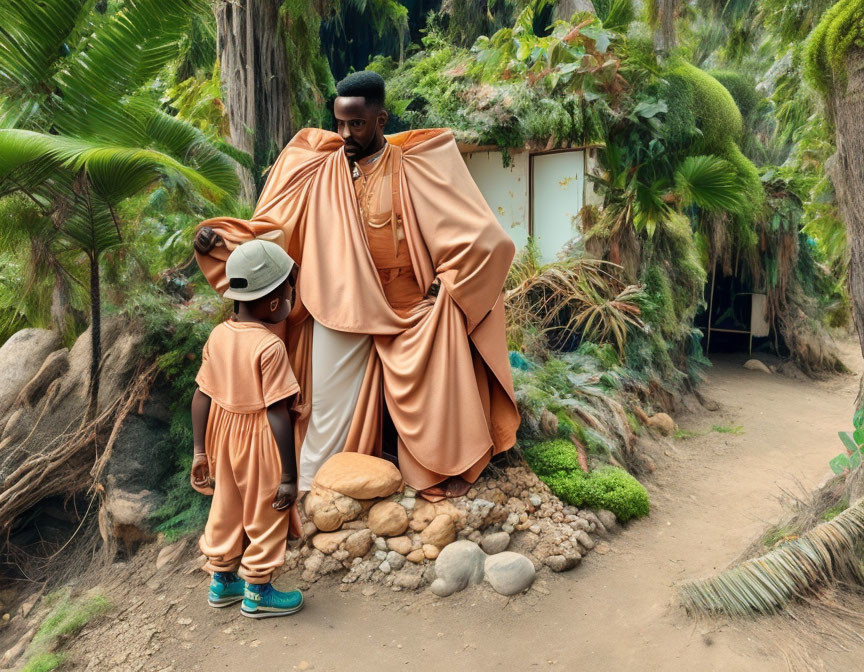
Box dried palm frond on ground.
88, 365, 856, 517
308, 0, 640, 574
678, 497, 864, 617
505, 242, 645, 354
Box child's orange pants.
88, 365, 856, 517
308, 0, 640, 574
199, 404, 289, 584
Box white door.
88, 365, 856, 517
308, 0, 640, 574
531, 151, 585, 263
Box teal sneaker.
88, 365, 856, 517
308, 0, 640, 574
241, 582, 304, 619
208, 572, 245, 608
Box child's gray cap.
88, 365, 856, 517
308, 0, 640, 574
223, 239, 296, 301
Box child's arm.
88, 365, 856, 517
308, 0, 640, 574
191, 388, 212, 488
267, 397, 297, 511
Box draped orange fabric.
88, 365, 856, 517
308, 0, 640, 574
195, 127, 520, 489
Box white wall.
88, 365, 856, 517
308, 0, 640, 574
464, 148, 586, 263
531, 151, 585, 263
463, 151, 530, 251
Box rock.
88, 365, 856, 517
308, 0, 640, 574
313, 452, 403, 499
423, 544, 440, 560
406, 549, 425, 564
304, 485, 362, 532
539, 409, 559, 437
0, 328, 61, 417
312, 530, 352, 555
367, 501, 409, 537
374, 537, 387, 551
595, 509, 619, 533
18, 593, 39, 618
341, 520, 367, 530
479, 532, 510, 555
386, 551, 406, 570
429, 540, 486, 597
544, 554, 581, 572
529, 494, 542, 507
409, 499, 437, 532
420, 514, 456, 549
646, 412, 676, 436
155, 541, 187, 570
484, 552, 535, 596
100, 487, 158, 552
393, 568, 423, 590
573, 530, 595, 550
344, 529, 373, 559
433, 500, 462, 523
400, 497, 416, 511
304, 551, 325, 575
529, 524, 542, 535
386, 536, 413, 555
379, 561, 392, 574
0, 626, 35, 667
743, 358, 772, 374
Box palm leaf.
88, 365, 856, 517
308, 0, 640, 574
678, 498, 864, 617
0, 0, 87, 105
674, 154, 747, 213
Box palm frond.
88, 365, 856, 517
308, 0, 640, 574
0, 0, 87, 112
506, 242, 646, 354
678, 498, 864, 617
674, 154, 746, 213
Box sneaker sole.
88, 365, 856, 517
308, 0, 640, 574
208, 596, 244, 608
240, 602, 304, 619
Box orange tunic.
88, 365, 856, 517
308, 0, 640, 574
195, 128, 520, 491
195, 320, 300, 583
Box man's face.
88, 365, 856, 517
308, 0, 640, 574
334, 96, 387, 162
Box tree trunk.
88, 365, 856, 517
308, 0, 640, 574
86, 253, 101, 422
652, 0, 678, 54
827, 50, 864, 403
214, 0, 292, 203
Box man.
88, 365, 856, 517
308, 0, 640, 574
195, 71, 519, 500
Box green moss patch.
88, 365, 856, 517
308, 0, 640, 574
523, 439, 650, 522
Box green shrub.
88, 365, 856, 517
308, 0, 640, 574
709, 70, 760, 119
523, 439, 582, 475
804, 0, 864, 98
663, 63, 743, 153
523, 440, 650, 522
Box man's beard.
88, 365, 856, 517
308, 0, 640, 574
345, 139, 376, 162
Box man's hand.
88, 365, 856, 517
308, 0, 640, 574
273, 481, 298, 511
194, 226, 223, 254
191, 452, 210, 488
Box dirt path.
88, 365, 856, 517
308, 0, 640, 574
87, 347, 864, 672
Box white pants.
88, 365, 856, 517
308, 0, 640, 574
298, 320, 371, 490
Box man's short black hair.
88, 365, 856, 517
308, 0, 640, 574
335, 71, 386, 107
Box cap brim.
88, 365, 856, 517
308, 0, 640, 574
223, 267, 292, 301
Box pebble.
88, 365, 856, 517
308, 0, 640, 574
386, 551, 406, 570
484, 552, 535, 595
379, 561, 392, 574
479, 531, 511, 555
374, 537, 387, 551
400, 498, 416, 511
374, 550, 387, 561
430, 541, 486, 597
529, 494, 542, 507
529, 524, 542, 535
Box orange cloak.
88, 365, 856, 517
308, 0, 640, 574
195, 127, 520, 489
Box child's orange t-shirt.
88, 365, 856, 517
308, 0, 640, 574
195, 320, 299, 413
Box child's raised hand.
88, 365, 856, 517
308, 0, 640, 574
191, 452, 210, 488
273, 481, 298, 511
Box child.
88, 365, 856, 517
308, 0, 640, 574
190, 239, 303, 619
